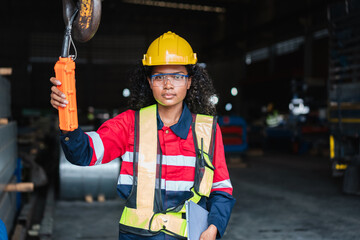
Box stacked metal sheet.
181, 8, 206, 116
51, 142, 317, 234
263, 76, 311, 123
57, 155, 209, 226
59, 149, 121, 200
0, 76, 17, 235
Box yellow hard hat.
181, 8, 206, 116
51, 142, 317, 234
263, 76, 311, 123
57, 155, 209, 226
142, 31, 197, 66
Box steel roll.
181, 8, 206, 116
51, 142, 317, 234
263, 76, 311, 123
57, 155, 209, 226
59, 148, 120, 200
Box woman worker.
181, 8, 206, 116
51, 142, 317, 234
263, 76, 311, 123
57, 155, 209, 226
50, 31, 235, 240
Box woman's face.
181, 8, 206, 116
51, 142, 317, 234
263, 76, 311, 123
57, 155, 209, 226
148, 65, 191, 107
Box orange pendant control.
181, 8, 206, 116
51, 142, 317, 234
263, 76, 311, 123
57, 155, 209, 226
54, 57, 78, 131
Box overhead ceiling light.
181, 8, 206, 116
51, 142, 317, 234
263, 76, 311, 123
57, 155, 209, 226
225, 103, 232, 111
231, 87, 238, 96
209, 95, 219, 105
122, 0, 226, 13
123, 88, 131, 97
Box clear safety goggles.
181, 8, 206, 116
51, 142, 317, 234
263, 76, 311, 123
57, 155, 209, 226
150, 73, 189, 87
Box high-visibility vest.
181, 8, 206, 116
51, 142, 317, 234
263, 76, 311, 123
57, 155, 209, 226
118, 104, 217, 238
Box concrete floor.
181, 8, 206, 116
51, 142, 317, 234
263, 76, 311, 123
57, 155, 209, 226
52, 153, 360, 240
223, 153, 360, 240
53, 200, 121, 239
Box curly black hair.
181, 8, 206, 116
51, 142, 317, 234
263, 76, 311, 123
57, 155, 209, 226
127, 61, 217, 116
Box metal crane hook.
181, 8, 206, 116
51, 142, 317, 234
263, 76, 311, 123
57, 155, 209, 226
61, 0, 102, 57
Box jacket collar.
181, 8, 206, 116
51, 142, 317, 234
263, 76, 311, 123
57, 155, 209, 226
157, 103, 192, 139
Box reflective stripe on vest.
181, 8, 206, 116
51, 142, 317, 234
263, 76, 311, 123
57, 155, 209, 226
119, 104, 216, 238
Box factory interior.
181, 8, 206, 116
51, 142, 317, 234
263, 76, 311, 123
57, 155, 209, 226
1, 0, 360, 239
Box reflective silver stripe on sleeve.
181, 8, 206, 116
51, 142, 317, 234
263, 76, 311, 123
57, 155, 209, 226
117, 174, 133, 185
121, 151, 133, 163
117, 175, 193, 192
212, 179, 233, 189
163, 155, 196, 167
121, 152, 196, 168
120, 152, 197, 192
165, 180, 193, 192
86, 131, 105, 165
155, 178, 166, 189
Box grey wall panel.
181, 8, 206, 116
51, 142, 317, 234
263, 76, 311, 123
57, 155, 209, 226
0, 76, 11, 118
59, 149, 120, 200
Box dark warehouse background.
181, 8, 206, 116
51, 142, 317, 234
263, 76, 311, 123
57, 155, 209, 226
1, 0, 360, 239
1, 0, 331, 117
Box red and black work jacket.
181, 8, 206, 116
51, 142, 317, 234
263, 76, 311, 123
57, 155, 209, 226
60, 103, 235, 239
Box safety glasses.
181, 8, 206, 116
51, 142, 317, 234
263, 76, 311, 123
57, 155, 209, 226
150, 73, 189, 87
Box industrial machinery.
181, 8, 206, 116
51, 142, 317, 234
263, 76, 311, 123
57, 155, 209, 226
328, 0, 360, 194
